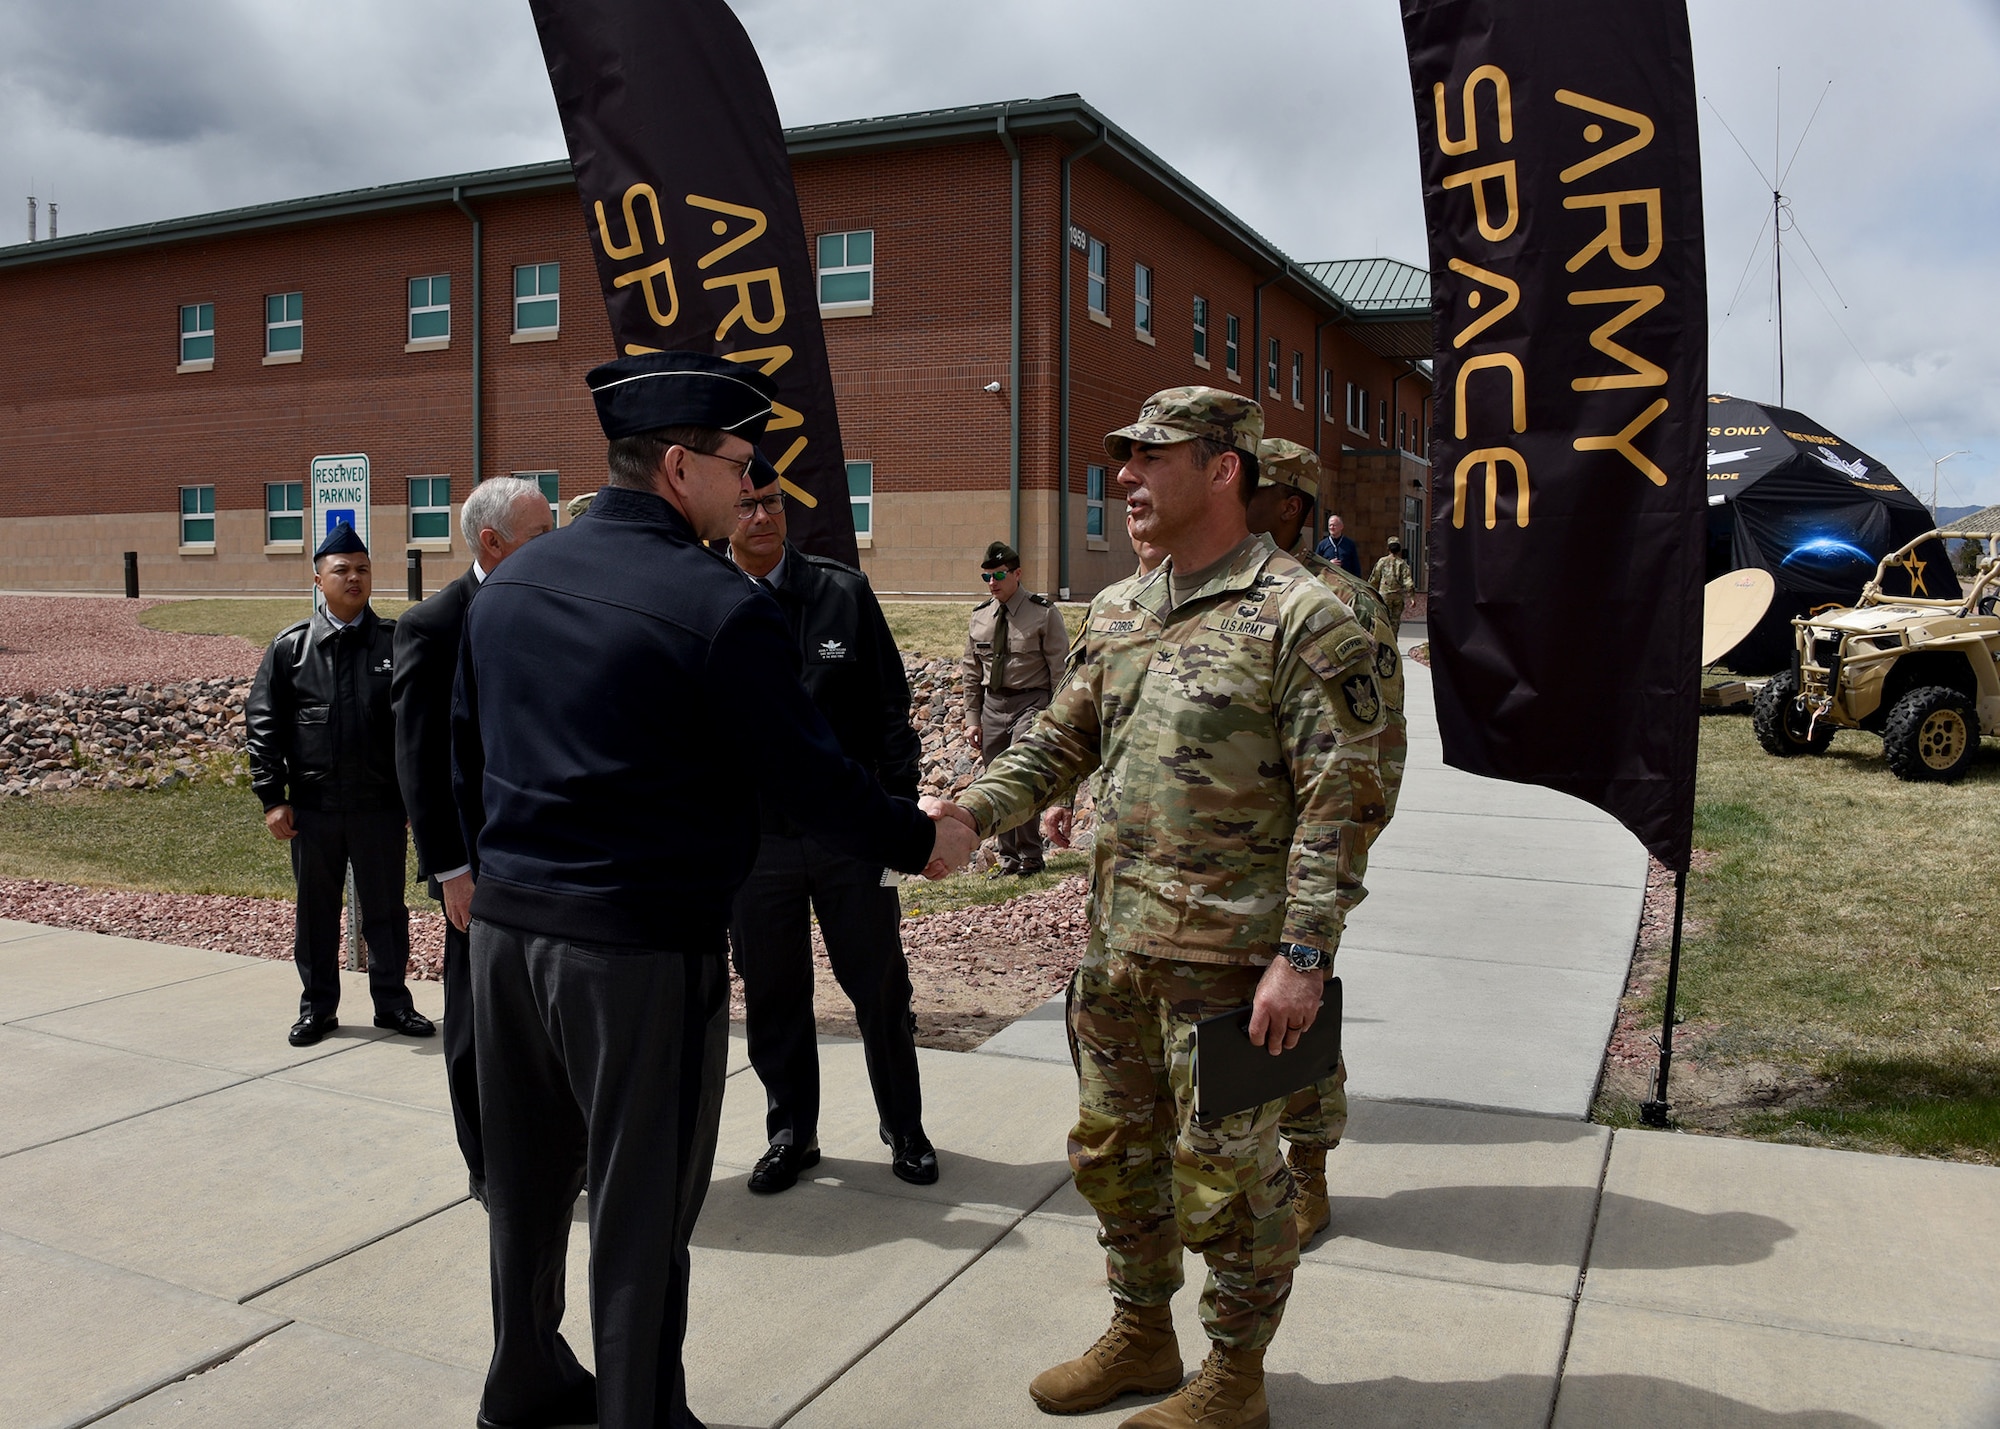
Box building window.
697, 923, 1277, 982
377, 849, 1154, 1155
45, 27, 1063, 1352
409, 477, 451, 541
1266, 338, 1281, 395
1086, 465, 1106, 539
1379, 398, 1390, 442
1322, 370, 1336, 421
179, 303, 214, 363
1192, 297, 1209, 361
514, 263, 560, 332
266, 482, 304, 544
847, 460, 873, 536
408, 274, 450, 342
1087, 238, 1109, 317
1399, 412, 1409, 450
817, 230, 874, 307
1225, 314, 1241, 376
1347, 382, 1369, 434
265, 292, 303, 355
1291, 352, 1304, 406
514, 471, 562, 526
180, 486, 216, 546
1134, 264, 1153, 337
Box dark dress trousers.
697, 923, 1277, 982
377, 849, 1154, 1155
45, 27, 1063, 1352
730, 547, 926, 1151
245, 607, 416, 1022
390, 566, 483, 1193
452, 487, 935, 1429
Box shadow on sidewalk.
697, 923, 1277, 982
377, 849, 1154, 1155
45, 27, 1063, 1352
1346, 1111, 1603, 1146
1264, 1371, 1879, 1426
1328, 1186, 1793, 1269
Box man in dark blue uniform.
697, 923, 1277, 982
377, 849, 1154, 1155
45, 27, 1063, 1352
452, 350, 976, 1429
725, 464, 935, 1193
246, 523, 433, 1047
1314, 511, 1361, 575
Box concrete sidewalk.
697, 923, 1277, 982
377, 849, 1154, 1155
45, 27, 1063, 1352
3, 923, 1998, 1428
982, 651, 1650, 1121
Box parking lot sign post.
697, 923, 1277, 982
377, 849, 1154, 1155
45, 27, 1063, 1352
307, 453, 371, 971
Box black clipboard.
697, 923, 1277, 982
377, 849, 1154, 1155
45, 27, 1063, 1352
1191, 977, 1341, 1122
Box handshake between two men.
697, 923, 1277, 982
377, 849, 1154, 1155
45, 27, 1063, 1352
917, 795, 982, 880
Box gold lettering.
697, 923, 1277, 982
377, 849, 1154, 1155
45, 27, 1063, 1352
1575, 398, 1671, 485
613, 257, 680, 328
1434, 64, 1514, 156
623, 343, 661, 356
1454, 353, 1526, 439
1564, 189, 1663, 272
1554, 91, 1656, 183
687, 194, 769, 271
1453, 448, 1530, 529
1448, 258, 1521, 348
723, 345, 794, 377
594, 184, 665, 262
764, 400, 804, 433
705, 268, 787, 339
1567, 286, 1667, 390
1442, 160, 1519, 241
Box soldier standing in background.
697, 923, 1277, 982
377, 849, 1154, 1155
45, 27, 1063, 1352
933, 389, 1389, 1429
1250, 438, 1409, 1249
1370, 538, 1417, 632
961, 541, 1067, 875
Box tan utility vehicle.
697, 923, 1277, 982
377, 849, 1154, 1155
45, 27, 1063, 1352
1753, 526, 2000, 781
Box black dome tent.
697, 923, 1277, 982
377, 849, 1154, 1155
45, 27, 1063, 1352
1705, 394, 1958, 672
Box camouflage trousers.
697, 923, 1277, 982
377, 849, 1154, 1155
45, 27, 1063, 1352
1278, 1055, 1348, 1153
1382, 595, 1407, 631
1065, 948, 1299, 1351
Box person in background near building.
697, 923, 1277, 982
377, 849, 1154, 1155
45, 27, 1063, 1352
961, 541, 1068, 875
933, 388, 1389, 1429
1315, 512, 1360, 575
1370, 538, 1416, 632
391, 476, 551, 1208
725, 461, 937, 1194
248, 524, 433, 1049
452, 350, 975, 1429
1251, 438, 1409, 1250
564, 491, 595, 523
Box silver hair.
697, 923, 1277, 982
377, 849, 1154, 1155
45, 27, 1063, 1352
460, 476, 548, 545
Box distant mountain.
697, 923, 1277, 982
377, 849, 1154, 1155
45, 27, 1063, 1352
1936, 504, 1983, 525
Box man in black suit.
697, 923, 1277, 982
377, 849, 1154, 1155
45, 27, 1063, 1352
726, 464, 936, 1193
391, 476, 552, 1205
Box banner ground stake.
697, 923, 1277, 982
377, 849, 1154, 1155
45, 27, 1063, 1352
1640, 868, 1689, 1126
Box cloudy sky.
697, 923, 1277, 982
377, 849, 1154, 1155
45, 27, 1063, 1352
4, 0, 1997, 507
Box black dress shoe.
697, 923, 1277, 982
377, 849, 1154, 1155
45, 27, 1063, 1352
373, 1007, 436, 1037
881, 1126, 940, 1185
747, 1141, 820, 1194
288, 1013, 337, 1047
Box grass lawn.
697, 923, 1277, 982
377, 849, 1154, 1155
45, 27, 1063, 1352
140, 598, 412, 647
0, 776, 428, 905
1596, 712, 2000, 1163
897, 849, 1089, 918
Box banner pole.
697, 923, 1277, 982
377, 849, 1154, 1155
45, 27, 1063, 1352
1640, 868, 1689, 1127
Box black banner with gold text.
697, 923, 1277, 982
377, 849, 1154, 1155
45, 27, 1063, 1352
1402, 0, 1708, 870
529, 0, 856, 563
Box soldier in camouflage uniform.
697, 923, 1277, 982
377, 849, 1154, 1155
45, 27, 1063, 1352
932, 390, 1389, 1429
1369, 540, 1417, 631
1248, 439, 1409, 1249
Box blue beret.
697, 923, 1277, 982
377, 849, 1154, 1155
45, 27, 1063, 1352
587, 350, 778, 443
314, 522, 368, 560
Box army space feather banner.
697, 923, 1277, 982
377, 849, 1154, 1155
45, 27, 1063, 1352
1402, 0, 1708, 871
529, 0, 857, 564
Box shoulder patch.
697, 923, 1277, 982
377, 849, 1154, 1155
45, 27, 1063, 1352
1373, 639, 1400, 682
974, 597, 995, 611
1028, 592, 1053, 607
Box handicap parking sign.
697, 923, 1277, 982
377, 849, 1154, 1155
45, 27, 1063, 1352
323, 509, 357, 538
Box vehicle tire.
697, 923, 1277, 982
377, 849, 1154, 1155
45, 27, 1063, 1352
1882, 685, 1978, 782
1752, 669, 1833, 757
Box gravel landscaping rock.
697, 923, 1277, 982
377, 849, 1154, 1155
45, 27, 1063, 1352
0, 596, 259, 697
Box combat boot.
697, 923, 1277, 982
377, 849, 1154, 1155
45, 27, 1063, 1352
1119, 1342, 1267, 1429
1289, 1146, 1330, 1247
1029, 1300, 1182, 1414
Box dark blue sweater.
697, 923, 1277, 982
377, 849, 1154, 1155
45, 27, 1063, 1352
451, 486, 934, 948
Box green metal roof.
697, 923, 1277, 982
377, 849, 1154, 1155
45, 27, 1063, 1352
1302, 257, 1430, 314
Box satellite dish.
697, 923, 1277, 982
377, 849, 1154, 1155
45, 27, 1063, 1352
1704, 568, 1776, 666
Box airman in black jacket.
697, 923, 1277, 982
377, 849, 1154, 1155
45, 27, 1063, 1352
245, 524, 431, 1048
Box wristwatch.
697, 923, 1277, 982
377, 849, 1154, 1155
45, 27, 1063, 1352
1278, 942, 1325, 974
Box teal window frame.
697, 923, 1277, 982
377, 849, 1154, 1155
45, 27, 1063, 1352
409, 476, 451, 541
265, 291, 303, 354
265, 481, 304, 544
846, 460, 874, 536
1086, 238, 1108, 317
179, 303, 214, 363
516, 470, 562, 526
1133, 263, 1152, 336
1291, 351, 1304, 406
1266, 337, 1281, 395
514, 263, 560, 333
1086, 465, 1105, 539
1192, 296, 1208, 361
817, 230, 874, 307
408, 274, 451, 342
179, 485, 216, 546
1225, 314, 1240, 376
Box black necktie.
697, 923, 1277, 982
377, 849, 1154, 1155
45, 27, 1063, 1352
991, 601, 1010, 695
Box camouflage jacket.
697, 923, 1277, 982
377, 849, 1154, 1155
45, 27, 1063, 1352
1370, 555, 1416, 598
957, 535, 1390, 966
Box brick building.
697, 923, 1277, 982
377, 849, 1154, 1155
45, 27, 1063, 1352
0, 96, 1432, 600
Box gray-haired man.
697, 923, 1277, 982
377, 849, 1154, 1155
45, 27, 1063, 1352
392, 476, 553, 1204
